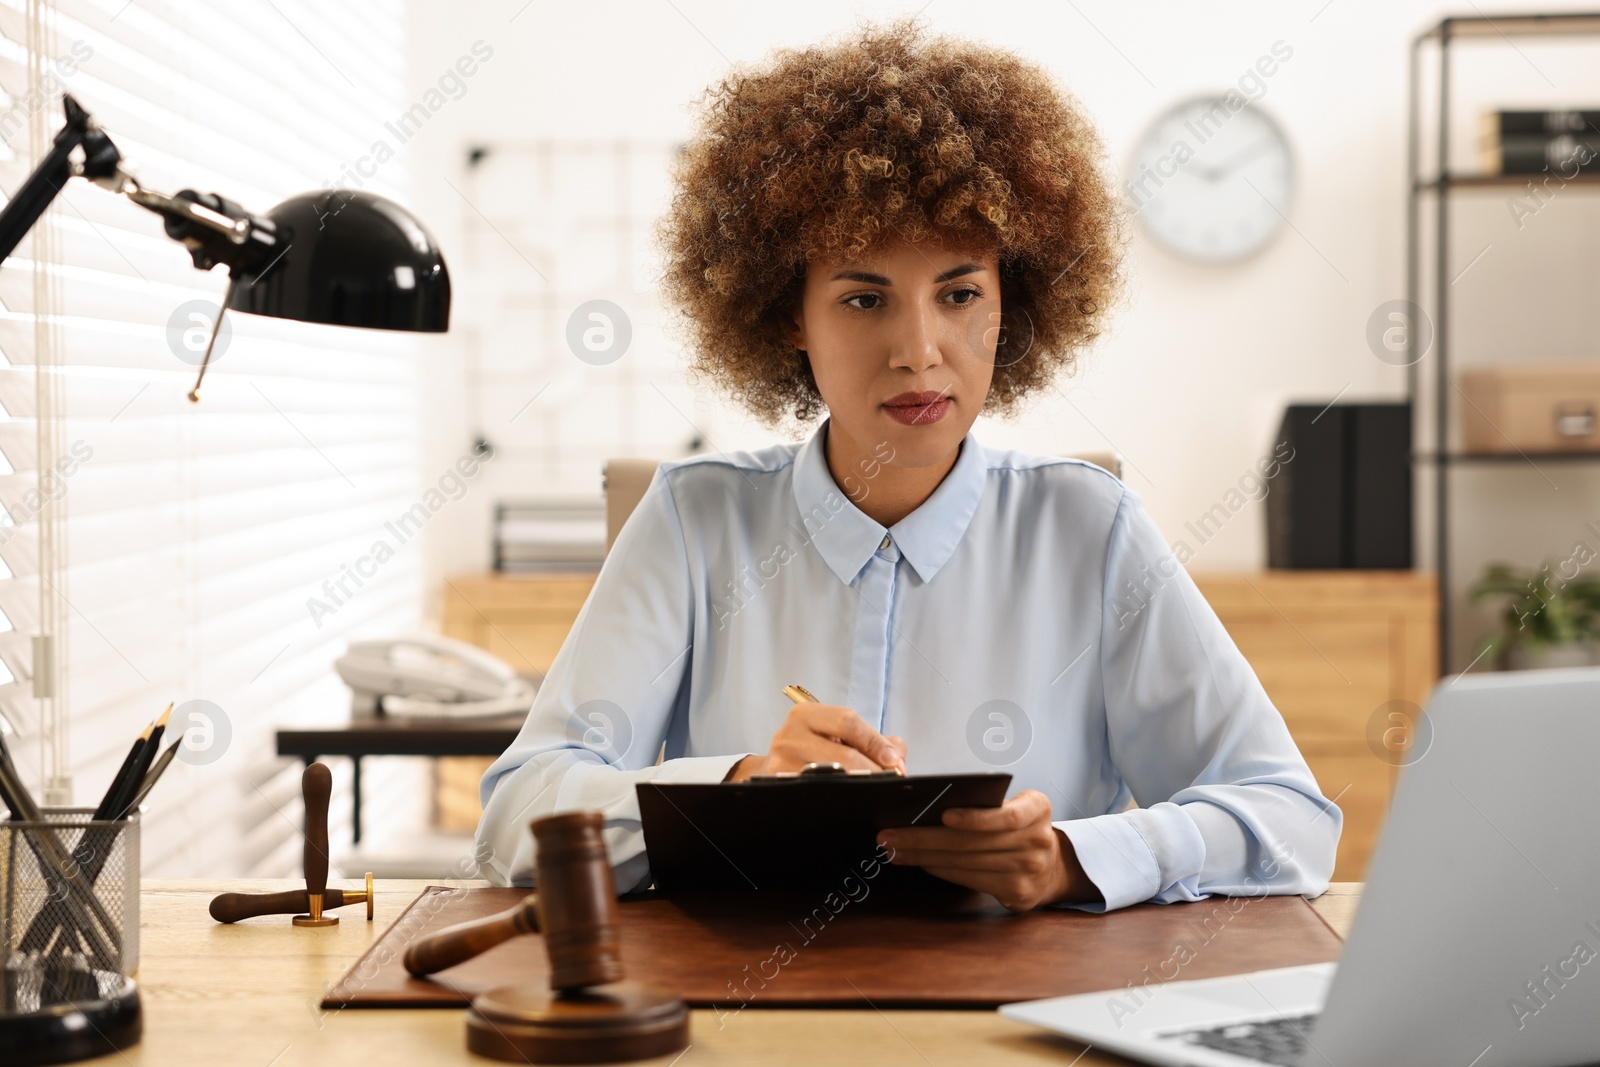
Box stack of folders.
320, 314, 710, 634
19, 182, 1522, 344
1480, 108, 1600, 175
492, 499, 607, 572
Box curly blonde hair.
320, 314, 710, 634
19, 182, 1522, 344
654, 16, 1124, 427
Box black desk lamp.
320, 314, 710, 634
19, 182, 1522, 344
0, 93, 451, 1065
0, 93, 451, 399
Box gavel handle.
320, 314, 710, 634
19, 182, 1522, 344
210, 888, 357, 924
404, 894, 539, 976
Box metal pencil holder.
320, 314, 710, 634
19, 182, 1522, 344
1, 808, 140, 1010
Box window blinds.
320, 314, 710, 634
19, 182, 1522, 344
0, 0, 430, 876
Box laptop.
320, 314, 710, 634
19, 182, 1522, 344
1000, 666, 1600, 1067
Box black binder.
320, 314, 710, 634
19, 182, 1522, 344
636, 772, 1011, 893
1266, 401, 1412, 569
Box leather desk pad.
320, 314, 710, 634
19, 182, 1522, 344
323, 884, 1343, 1009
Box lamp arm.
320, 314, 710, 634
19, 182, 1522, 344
123, 184, 258, 246
0, 93, 281, 278
0, 94, 119, 265
116, 183, 282, 275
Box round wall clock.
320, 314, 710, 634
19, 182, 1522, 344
1127, 96, 1295, 263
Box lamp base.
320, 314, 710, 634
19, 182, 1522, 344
0, 973, 140, 1066
467, 980, 689, 1064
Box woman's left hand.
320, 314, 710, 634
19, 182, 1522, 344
876, 790, 1103, 912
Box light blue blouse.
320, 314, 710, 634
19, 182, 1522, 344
476, 418, 1340, 910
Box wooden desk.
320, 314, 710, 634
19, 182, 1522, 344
99, 879, 1361, 1065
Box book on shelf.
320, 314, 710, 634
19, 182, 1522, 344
1481, 108, 1600, 138
1481, 133, 1600, 174
1479, 109, 1600, 175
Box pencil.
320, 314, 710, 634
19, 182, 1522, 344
0, 730, 25, 808
126, 736, 181, 813
111, 703, 172, 820
91, 717, 153, 822
0, 738, 39, 819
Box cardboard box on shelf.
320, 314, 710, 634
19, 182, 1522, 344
1459, 363, 1600, 453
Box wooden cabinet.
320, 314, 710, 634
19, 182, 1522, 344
440, 573, 597, 675
437, 570, 1438, 880
1190, 571, 1438, 881
435, 573, 598, 832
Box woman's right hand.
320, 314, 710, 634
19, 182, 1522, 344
726, 703, 907, 781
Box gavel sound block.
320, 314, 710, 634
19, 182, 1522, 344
403, 810, 689, 1064
208, 762, 374, 926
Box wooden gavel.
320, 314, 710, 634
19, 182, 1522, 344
404, 810, 621, 984
404, 810, 689, 1064
209, 762, 374, 926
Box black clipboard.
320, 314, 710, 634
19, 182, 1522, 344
636, 771, 1011, 893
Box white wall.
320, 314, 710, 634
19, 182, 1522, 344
401, 0, 1600, 671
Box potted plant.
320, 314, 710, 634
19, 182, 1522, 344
1469, 561, 1600, 669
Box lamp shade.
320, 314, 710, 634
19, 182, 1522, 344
226, 190, 450, 332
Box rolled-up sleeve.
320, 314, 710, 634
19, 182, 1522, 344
1054, 487, 1341, 912
473, 466, 749, 893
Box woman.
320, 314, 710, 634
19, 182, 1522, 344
476, 18, 1339, 912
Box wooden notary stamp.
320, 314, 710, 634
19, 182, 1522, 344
208, 762, 373, 926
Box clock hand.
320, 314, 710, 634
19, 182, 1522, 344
1196, 138, 1274, 182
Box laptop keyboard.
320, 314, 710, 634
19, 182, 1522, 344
1165, 1012, 1319, 1066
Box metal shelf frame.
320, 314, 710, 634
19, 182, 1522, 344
1407, 12, 1600, 674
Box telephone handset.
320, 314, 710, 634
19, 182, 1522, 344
334, 634, 537, 719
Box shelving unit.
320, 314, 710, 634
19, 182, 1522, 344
1407, 12, 1600, 673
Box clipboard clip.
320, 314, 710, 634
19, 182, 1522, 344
748, 762, 907, 781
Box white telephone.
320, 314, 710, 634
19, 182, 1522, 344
334, 634, 537, 719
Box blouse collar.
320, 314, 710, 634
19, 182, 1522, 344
790, 416, 987, 587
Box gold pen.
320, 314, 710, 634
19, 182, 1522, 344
782, 684, 905, 775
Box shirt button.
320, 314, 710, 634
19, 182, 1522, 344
879, 533, 891, 550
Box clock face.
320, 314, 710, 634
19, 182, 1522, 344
1128, 96, 1295, 263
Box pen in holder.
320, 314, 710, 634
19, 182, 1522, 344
1, 808, 142, 1062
